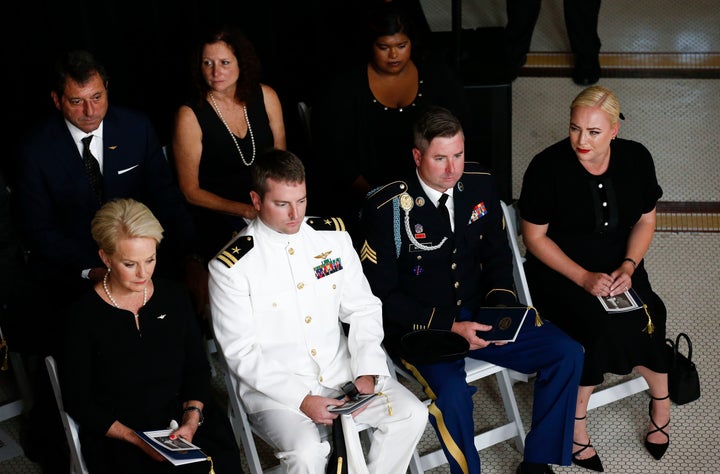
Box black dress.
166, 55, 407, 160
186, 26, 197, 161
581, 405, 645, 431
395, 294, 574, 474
189, 84, 275, 260
518, 137, 668, 386
62, 278, 242, 474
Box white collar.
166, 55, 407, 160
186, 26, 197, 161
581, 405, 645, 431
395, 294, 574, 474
416, 170, 454, 207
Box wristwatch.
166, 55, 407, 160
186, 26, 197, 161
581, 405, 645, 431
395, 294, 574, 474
183, 405, 204, 426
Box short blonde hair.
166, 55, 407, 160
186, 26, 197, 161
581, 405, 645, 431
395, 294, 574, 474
91, 199, 164, 255
571, 85, 622, 126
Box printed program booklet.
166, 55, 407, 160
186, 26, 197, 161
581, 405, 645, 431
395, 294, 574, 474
474, 306, 530, 343
327, 393, 379, 415
136, 429, 207, 466
597, 288, 642, 313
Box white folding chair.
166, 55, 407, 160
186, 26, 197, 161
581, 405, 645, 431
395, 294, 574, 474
44, 355, 89, 474
504, 200, 649, 409
500, 200, 532, 307
218, 349, 373, 474
392, 201, 532, 473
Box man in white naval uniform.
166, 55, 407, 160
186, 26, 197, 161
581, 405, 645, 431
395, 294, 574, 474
209, 149, 427, 474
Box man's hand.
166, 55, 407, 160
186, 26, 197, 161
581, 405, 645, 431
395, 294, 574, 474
88, 267, 107, 282
353, 375, 376, 395
452, 320, 494, 350
300, 394, 341, 426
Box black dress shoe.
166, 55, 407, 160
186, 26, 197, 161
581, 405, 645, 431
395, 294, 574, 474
645, 394, 670, 460
572, 415, 604, 471
516, 461, 556, 474
572, 54, 601, 86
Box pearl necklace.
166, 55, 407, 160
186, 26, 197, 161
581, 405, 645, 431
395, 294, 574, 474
103, 271, 147, 316
209, 92, 256, 166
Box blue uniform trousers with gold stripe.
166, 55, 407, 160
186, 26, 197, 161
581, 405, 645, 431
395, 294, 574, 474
403, 317, 583, 474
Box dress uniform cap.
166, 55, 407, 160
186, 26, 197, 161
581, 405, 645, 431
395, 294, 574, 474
400, 329, 469, 365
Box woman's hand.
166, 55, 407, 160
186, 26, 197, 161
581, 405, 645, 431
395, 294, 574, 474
240, 203, 258, 220
106, 420, 166, 462
580, 271, 615, 297
609, 264, 634, 295
134, 432, 167, 462
170, 421, 198, 444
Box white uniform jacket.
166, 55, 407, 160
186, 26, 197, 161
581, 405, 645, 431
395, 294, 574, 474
209, 217, 390, 414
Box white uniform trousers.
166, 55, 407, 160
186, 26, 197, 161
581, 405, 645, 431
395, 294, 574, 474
249, 377, 427, 474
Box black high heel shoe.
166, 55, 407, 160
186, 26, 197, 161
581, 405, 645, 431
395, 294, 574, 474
572, 415, 604, 472
645, 394, 670, 460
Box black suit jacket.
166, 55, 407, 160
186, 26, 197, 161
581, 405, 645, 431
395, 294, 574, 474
359, 163, 518, 356
15, 105, 194, 286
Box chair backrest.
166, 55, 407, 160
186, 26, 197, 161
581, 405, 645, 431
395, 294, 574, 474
44, 356, 89, 474
499, 202, 649, 409
500, 200, 532, 306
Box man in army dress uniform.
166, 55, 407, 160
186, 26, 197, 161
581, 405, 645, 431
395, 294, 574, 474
208, 149, 426, 474
359, 106, 584, 474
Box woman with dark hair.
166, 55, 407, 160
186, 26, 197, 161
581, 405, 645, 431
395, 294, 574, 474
173, 25, 286, 263
311, 2, 471, 238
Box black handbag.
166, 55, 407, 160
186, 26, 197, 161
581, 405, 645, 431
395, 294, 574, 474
665, 333, 701, 405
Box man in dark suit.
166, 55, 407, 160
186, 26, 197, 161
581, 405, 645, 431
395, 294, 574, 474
15, 50, 193, 304
13, 49, 194, 472
359, 106, 584, 474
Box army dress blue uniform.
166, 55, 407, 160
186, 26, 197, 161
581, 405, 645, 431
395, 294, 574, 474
360, 163, 584, 473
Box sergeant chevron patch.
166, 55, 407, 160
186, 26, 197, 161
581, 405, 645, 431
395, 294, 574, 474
360, 240, 377, 264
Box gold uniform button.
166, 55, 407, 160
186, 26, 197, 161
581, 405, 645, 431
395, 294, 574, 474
305, 316, 312, 324
319, 376, 324, 382
454, 281, 460, 288
288, 248, 295, 255
332, 284, 337, 289
297, 282, 304, 289
456, 299, 462, 306
451, 263, 457, 270
311, 349, 317, 356
479, 234, 483, 240
272, 302, 277, 308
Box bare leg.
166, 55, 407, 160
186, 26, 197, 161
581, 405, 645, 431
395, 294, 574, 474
635, 366, 671, 444
573, 385, 598, 460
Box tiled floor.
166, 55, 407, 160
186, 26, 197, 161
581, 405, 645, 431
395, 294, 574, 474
1, 1, 718, 473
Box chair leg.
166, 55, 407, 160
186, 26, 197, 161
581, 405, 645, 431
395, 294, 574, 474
495, 369, 526, 452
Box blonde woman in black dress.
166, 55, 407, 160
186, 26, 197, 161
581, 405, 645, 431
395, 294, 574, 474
518, 86, 670, 471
